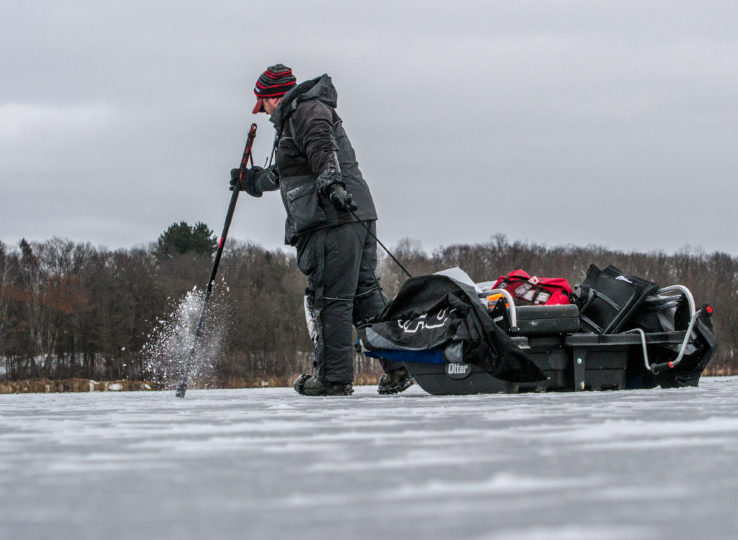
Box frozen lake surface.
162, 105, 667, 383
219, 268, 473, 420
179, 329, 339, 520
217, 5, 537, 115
2, 377, 738, 540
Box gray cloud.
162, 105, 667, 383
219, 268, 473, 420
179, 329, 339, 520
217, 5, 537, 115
2, 1, 737, 255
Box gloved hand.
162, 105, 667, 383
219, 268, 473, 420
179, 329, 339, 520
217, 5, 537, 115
230, 167, 263, 191
229, 168, 244, 191
231, 166, 264, 194
327, 183, 357, 212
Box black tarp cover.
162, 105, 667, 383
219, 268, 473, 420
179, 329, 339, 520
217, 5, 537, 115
360, 275, 545, 382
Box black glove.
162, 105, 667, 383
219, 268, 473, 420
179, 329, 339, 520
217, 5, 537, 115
230, 167, 263, 192
327, 183, 357, 212
229, 168, 243, 191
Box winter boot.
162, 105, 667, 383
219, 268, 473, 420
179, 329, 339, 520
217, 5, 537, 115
377, 366, 415, 395
293, 374, 354, 396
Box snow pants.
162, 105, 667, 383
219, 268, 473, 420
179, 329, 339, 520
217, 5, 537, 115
296, 221, 398, 383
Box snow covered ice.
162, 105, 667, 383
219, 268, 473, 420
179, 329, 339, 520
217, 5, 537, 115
2, 378, 738, 540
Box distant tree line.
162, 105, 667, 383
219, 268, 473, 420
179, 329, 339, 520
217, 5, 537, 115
1, 225, 735, 387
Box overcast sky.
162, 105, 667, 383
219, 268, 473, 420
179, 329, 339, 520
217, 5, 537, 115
2, 1, 737, 256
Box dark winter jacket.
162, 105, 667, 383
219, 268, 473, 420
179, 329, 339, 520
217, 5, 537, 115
248, 74, 378, 245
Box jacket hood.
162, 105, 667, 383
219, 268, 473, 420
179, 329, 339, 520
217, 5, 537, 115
270, 74, 337, 130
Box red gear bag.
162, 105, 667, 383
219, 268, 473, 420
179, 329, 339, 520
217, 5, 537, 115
491, 269, 573, 306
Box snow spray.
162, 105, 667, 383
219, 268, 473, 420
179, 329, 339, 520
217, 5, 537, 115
143, 283, 230, 390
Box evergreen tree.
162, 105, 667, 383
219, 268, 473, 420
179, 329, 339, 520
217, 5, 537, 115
156, 221, 216, 259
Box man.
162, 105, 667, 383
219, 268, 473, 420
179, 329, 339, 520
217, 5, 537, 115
231, 64, 413, 397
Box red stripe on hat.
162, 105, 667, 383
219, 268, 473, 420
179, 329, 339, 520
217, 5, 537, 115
265, 69, 292, 78
257, 79, 295, 87
256, 80, 295, 89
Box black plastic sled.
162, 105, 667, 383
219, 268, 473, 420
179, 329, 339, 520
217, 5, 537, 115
360, 266, 716, 395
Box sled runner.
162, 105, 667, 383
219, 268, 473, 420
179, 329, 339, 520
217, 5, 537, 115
360, 265, 716, 395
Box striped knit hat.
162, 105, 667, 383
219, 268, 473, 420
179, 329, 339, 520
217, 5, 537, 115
252, 64, 296, 113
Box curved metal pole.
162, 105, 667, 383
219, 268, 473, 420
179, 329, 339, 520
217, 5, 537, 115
624, 284, 702, 375
487, 288, 518, 330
